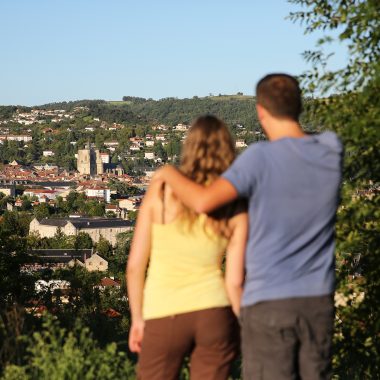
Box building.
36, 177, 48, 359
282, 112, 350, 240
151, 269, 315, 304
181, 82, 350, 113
174, 123, 189, 131
43, 150, 55, 157
105, 204, 123, 218
84, 187, 111, 203
24, 249, 109, 273
0, 184, 16, 197
100, 153, 110, 164
235, 140, 247, 148
118, 196, 142, 211
97, 277, 121, 290
1, 135, 33, 142
144, 152, 155, 160
85, 253, 108, 272
24, 188, 59, 201
23, 249, 92, 272
29, 217, 133, 245
77, 144, 104, 176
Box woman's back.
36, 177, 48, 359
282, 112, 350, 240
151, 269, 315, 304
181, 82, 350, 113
143, 185, 230, 320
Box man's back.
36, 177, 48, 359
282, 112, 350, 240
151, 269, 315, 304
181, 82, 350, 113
223, 131, 343, 306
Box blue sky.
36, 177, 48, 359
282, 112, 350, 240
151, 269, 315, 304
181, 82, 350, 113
0, 0, 347, 106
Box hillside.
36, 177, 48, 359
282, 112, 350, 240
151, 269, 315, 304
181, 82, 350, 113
110, 95, 259, 129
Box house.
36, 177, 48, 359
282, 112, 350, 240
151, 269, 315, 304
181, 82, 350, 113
144, 152, 155, 160
118, 196, 142, 211
29, 217, 133, 245
14, 198, 23, 207
235, 140, 247, 148
31, 249, 93, 264
85, 253, 108, 272
104, 141, 119, 148
105, 204, 122, 217
84, 187, 111, 203
24, 189, 58, 202
174, 123, 189, 131
6, 135, 33, 142
100, 153, 110, 164
25, 248, 110, 274
43, 150, 55, 157
145, 140, 155, 147
0, 184, 16, 197
97, 277, 121, 290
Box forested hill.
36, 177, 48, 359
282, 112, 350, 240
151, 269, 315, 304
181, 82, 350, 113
1, 95, 315, 130
25, 95, 260, 128
113, 95, 259, 129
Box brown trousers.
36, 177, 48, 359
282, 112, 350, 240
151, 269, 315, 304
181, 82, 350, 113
137, 307, 239, 380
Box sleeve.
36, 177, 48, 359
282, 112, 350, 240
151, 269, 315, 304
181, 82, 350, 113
222, 144, 264, 198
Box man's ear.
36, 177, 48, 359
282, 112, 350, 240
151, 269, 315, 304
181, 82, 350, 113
256, 103, 267, 123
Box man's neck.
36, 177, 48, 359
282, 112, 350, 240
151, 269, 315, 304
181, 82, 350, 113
263, 119, 306, 141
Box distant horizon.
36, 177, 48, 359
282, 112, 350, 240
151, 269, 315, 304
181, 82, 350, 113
1, 1, 347, 106
1, 93, 258, 108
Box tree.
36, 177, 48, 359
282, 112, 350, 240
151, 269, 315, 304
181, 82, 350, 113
1, 315, 135, 380
95, 236, 113, 259
74, 232, 93, 249
33, 203, 51, 220
289, 1, 380, 377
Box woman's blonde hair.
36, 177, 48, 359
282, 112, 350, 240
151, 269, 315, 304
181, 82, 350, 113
178, 115, 237, 237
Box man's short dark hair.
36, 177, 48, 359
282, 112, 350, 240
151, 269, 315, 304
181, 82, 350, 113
256, 74, 302, 121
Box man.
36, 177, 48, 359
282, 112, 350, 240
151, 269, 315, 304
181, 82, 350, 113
155, 74, 342, 379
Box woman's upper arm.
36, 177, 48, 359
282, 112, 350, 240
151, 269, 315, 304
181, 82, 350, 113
225, 212, 248, 285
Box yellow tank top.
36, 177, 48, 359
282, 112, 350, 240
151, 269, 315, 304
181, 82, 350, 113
143, 214, 230, 320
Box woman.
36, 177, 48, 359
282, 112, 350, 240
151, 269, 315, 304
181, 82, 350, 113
126, 115, 247, 380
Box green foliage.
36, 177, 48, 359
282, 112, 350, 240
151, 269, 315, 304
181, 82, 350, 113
33, 203, 52, 220
74, 232, 93, 249
109, 232, 132, 277
116, 95, 259, 130
1, 211, 31, 237
95, 236, 113, 258
289, 0, 380, 378
1, 315, 135, 380
107, 181, 143, 197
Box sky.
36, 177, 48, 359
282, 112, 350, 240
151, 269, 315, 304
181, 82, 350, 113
0, 0, 348, 106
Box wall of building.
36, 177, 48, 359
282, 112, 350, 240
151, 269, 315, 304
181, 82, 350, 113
29, 218, 131, 245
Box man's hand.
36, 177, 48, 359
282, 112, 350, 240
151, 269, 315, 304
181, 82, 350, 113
152, 164, 175, 182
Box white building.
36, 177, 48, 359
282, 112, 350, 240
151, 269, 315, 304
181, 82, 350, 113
29, 217, 133, 246
43, 150, 55, 157
104, 141, 119, 147
144, 152, 155, 160
118, 196, 142, 211
84, 187, 111, 203
85, 253, 108, 272
174, 123, 189, 131
24, 189, 59, 201
100, 153, 110, 164
235, 140, 247, 148
5, 135, 33, 142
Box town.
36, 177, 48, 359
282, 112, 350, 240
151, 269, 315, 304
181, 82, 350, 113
0, 99, 257, 294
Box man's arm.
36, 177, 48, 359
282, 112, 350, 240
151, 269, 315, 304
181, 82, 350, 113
154, 165, 238, 213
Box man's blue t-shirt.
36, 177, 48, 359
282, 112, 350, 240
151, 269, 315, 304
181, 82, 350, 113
223, 132, 343, 307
